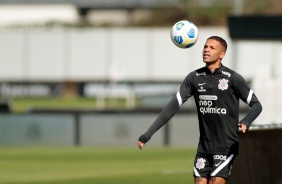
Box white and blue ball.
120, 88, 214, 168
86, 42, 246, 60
170, 20, 199, 48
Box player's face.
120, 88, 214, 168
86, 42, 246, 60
202, 39, 226, 65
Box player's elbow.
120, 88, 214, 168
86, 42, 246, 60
254, 101, 263, 115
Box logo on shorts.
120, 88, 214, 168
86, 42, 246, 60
196, 158, 206, 170
215, 161, 222, 167
213, 155, 227, 161
218, 78, 229, 91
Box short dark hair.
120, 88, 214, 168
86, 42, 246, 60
207, 36, 227, 51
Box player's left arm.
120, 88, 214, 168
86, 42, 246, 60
234, 73, 263, 132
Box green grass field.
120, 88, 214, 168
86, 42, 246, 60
0, 147, 196, 184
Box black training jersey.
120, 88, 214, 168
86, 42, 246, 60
177, 65, 261, 154
139, 65, 262, 155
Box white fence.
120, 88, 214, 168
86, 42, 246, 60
0, 27, 281, 82
0, 27, 233, 81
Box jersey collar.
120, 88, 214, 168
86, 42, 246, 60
204, 64, 226, 75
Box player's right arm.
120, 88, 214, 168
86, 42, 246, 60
138, 73, 194, 149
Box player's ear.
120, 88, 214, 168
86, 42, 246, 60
219, 51, 226, 59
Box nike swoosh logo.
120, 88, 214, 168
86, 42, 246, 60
198, 83, 206, 86
215, 161, 222, 167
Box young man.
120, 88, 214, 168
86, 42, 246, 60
137, 36, 262, 184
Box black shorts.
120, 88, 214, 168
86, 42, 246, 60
193, 152, 236, 180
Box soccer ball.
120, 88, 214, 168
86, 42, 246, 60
170, 20, 199, 48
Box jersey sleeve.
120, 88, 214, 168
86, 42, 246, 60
178, 72, 194, 106
233, 73, 262, 128
138, 73, 194, 144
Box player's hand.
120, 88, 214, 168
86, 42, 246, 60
138, 141, 144, 150
138, 133, 151, 150
238, 123, 247, 133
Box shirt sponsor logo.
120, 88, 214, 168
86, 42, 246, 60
199, 95, 217, 101
218, 78, 229, 91
196, 72, 206, 76
198, 87, 206, 92
222, 71, 231, 77
198, 83, 206, 92
199, 100, 227, 115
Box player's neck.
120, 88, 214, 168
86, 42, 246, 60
206, 62, 222, 73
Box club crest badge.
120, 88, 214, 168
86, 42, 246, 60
218, 78, 229, 91
196, 158, 206, 170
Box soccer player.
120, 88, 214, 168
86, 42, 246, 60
137, 36, 262, 184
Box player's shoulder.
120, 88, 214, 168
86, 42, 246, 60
221, 66, 247, 86
184, 67, 206, 81
221, 65, 242, 79
182, 68, 203, 85
221, 65, 234, 75
194, 67, 208, 76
